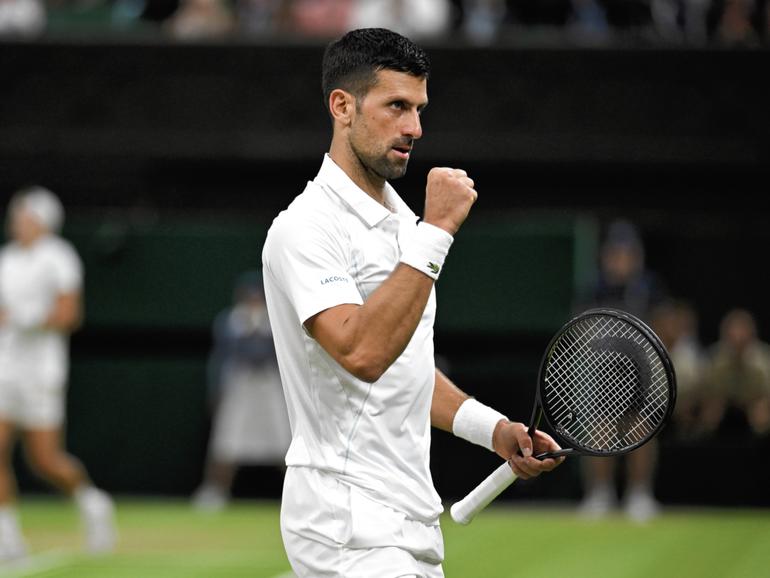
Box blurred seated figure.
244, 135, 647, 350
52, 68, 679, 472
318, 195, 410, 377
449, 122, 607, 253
350, 0, 452, 39
701, 309, 770, 437
192, 271, 290, 511
650, 300, 706, 439
459, 0, 507, 44
650, 0, 711, 43
235, 0, 284, 35
712, 0, 760, 44
0, 0, 45, 37
281, 0, 353, 37
166, 0, 234, 38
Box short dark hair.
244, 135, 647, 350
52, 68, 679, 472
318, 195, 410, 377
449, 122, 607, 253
321, 28, 430, 112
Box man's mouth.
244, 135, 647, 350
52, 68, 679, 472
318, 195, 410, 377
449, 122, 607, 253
391, 144, 412, 159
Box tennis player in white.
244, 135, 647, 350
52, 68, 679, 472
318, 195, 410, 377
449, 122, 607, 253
0, 187, 116, 560
262, 28, 564, 578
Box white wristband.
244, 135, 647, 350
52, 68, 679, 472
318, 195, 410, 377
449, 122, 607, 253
399, 221, 453, 280
452, 398, 509, 452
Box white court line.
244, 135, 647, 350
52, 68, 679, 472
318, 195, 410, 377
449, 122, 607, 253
267, 572, 297, 578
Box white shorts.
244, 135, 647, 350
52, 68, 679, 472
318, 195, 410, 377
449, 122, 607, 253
0, 364, 66, 429
281, 467, 444, 578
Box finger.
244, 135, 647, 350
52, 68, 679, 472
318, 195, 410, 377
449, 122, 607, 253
537, 457, 563, 472
533, 430, 562, 453
515, 427, 533, 458
460, 176, 475, 189
452, 168, 468, 178
522, 454, 563, 476
509, 455, 541, 479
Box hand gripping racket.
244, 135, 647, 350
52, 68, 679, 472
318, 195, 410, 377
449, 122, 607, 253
450, 308, 677, 525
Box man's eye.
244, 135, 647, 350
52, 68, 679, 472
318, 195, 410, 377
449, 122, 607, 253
391, 101, 404, 109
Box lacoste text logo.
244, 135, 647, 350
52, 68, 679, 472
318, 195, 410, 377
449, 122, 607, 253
321, 276, 349, 285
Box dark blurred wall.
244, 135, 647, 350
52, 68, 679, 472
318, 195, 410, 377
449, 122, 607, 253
2, 42, 768, 209
2, 41, 769, 504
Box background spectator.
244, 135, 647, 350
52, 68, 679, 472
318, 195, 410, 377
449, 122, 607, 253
165, 0, 234, 39
577, 219, 668, 522
0, 0, 45, 37
650, 300, 707, 440
350, 0, 453, 39
192, 271, 290, 511
700, 309, 770, 437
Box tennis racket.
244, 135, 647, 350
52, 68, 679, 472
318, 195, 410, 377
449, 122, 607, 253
450, 307, 677, 525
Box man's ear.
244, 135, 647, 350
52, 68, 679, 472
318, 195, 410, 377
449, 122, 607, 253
329, 89, 355, 127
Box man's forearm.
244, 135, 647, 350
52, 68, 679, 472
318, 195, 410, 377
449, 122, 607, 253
431, 368, 470, 432
43, 292, 82, 333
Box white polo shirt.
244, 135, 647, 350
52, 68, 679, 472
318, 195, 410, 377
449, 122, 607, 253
263, 154, 443, 524
0, 235, 82, 381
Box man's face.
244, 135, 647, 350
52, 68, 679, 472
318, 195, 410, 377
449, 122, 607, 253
601, 244, 641, 284
347, 69, 428, 181
724, 316, 754, 354
8, 204, 46, 246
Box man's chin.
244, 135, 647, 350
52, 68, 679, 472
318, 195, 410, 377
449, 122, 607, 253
380, 160, 409, 180
361, 154, 409, 181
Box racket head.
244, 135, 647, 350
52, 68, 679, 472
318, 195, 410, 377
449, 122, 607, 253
535, 308, 676, 457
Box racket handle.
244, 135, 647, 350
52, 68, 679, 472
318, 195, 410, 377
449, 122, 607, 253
450, 462, 517, 525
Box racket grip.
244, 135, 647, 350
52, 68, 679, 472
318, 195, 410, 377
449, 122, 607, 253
450, 462, 517, 525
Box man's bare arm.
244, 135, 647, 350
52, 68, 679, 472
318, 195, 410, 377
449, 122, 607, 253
305, 264, 433, 383
44, 291, 83, 333
431, 367, 470, 432
304, 167, 477, 383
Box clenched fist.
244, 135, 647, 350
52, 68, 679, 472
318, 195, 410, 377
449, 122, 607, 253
423, 168, 478, 236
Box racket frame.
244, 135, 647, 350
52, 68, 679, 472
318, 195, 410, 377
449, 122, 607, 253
533, 307, 677, 458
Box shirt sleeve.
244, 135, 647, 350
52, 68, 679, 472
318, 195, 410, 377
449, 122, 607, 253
50, 240, 83, 294
264, 213, 363, 325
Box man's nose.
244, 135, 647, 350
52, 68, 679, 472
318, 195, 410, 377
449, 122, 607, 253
403, 110, 422, 140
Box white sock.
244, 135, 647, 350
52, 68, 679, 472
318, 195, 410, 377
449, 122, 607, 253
589, 482, 614, 496
627, 482, 653, 497
73, 485, 109, 513
0, 505, 25, 549
74, 485, 94, 505
0, 506, 21, 529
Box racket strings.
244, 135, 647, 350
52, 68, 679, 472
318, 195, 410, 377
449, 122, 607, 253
543, 316, 671, 453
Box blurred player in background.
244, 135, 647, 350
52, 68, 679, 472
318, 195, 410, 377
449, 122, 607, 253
577, 219, 668, 522
262, 27, 563, 577
0, 187, 116, 561
700, 308, 770, 437
192, 270, 290, 511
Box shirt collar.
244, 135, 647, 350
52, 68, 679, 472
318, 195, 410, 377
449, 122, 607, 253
315, 154, 414, 228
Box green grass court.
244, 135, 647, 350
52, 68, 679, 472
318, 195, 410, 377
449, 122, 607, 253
3, 499, 769, 577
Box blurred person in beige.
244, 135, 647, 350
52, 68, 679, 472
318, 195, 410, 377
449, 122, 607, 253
701, 309, 770, 436
651, 301, 706, 439
0, 187, 116, 561
166, 0, 235, 38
